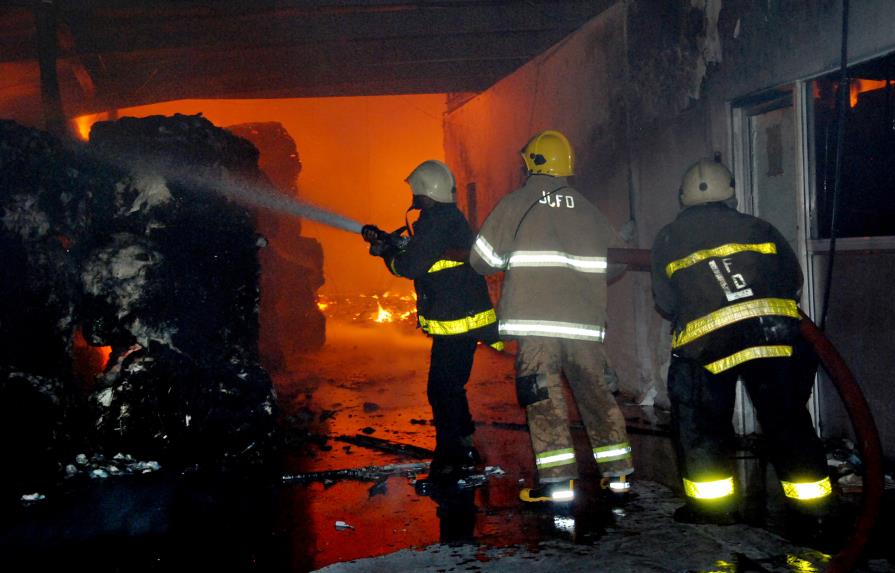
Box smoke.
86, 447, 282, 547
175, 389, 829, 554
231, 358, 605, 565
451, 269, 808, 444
74, 140, 365, 234
175, 166, 364, 234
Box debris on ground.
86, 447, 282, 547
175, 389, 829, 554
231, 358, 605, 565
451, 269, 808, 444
334, 520, 354, 531
334, 434, 434, 459
281, 462, 430, 484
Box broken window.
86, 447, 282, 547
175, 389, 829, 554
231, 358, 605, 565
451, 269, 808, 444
812, 51, 895, 239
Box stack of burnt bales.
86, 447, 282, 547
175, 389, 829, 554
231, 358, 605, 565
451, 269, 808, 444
227, 122, 325, 373
81, 114, 276, 471
0, 120, 98, 498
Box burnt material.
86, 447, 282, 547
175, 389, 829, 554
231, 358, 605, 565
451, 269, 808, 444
1, 115, 280, 501
82, 113, 276, 470
0, 120, 93, 498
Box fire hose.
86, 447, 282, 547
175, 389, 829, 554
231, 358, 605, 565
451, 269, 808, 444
608, 248, 883, 571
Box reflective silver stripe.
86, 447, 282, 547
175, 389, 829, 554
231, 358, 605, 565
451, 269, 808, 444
536, 450, 576, 469
507, 251, 607, 273
593, 443, 632, 463
499, 320, 605, 342
472, 235, 506, 269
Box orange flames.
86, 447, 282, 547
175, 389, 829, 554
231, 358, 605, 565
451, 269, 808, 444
72, 327, 113, 386
72, 112, 111, 141
850, 79, 891, 108
373, 301, 393, 323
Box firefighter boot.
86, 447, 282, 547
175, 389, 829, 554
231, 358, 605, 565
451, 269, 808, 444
600, 474, 635, 505
673, 501, 738, 526
782, 497, 844, 552
520, 479, 575, 505
427, 437, 482, 483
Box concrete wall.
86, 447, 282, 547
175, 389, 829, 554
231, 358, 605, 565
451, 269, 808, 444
444, 0, 895, 459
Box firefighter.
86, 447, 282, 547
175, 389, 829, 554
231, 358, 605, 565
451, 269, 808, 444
363, 159, 500, 483
469, 130, 634, 506
650, 157, 833, 526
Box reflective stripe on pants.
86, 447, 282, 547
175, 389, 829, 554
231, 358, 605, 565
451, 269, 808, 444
518, 337, 633, 484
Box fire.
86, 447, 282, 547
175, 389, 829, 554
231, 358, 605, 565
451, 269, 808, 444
850, 78, 891, 108
317, 300, 329, 311
98, 345, 112, 369
72, 112, 110, 141
373, 301, 393, 323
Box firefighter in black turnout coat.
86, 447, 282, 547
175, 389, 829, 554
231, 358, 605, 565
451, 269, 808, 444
363, 159, 500, 482
650, 158, 832, 525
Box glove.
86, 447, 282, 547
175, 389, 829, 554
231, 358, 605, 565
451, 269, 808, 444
361, 224, 383, 243
369, 239, 386, 257
369, 240, 398, 259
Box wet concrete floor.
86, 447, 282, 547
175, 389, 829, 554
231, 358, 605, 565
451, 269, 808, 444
1, 317, 891, 572
271, 318, 893, 573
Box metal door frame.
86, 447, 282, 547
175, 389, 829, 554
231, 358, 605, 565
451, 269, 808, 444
729, 82, 821, 436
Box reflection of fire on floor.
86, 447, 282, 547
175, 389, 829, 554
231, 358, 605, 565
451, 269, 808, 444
272, 313, 533, 570
270, 318, 877, 573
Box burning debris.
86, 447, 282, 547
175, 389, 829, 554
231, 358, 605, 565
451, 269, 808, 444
0, 114, 283, 504
317, 291, 418, 329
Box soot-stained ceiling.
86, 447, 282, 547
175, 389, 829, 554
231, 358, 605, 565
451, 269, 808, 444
0, 1, 613, 126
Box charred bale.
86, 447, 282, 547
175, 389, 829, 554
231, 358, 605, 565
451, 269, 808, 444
82, 114, 277, 470
0, 120, 99, 498
91, 342, 274, 469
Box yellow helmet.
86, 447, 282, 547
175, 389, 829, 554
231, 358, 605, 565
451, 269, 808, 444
521, 130, 574, 177
679, 158, 735, 206
405, 160, 455, 203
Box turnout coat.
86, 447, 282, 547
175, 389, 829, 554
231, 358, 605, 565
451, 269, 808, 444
469, 174, 616, 342
386, 202, 499, 344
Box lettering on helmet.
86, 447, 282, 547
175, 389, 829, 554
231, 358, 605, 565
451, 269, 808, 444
538, 190, 576, 209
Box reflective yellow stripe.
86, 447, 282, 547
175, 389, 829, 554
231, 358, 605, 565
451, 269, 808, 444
418, 308, 497, 335
536, 448, 576, 469
781, 477, 832, 500
388, 257, 401, 276
665, 242, 778, 277
683, 477, 735, 500
785, 555, 817, 573
427, 259, 465, 273
593, 442, 632, 463
704, 345, 793, 374
489, 341, 505, 351
672, 298, 799, 348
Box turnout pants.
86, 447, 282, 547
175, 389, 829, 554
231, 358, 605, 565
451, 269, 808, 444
668, 335, 830, 508
428, 335, 478, 451
516, 337, 633, 484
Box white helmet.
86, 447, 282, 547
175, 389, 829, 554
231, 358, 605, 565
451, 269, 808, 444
405, 160, 455, 203
679, 158, 735, 206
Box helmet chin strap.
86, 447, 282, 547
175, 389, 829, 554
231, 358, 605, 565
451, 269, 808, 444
405, 202, 416, 237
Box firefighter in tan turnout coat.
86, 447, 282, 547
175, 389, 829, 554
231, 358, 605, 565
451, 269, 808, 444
470, 130, 633, 505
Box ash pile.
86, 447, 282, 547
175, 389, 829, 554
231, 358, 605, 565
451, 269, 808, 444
0, 114, 283, 505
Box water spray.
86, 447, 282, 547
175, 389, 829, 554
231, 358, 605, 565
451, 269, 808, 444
175, 167, 364, 234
